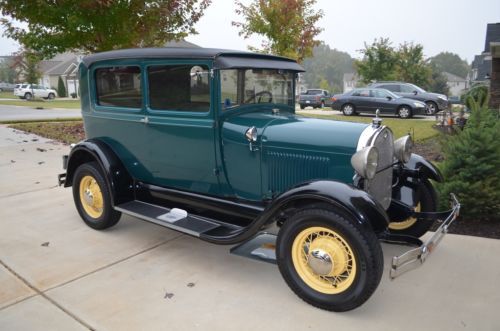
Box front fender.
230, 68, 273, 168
405, 153, 443, 182
262, 180, 389, 234
65, 139, 133, 206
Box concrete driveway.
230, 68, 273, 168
0, 104, 81, 122
0, 124, 499, 330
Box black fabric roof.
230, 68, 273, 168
81, 47, 304, 71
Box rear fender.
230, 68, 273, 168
263, 180, 389, 234
65, 139, 134, 206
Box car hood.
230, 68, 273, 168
222, 109, 368, 155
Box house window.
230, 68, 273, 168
95, 66, 142, 108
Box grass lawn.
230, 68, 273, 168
9, 120, 84, 144
301, 113, 439, 142
0, 98, 81, 109
0, 91, 16, 99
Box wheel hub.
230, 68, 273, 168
308, 248, 333, 275
83, 189, 94, 205
308, 237, 349, 277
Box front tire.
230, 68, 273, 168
48, 93, 55, 100
277, 208, 383, 312
300, 104, 305, 109
341, 103, 356, 116
72, 162, 121, 230
388, 180, 437, 238
425, 101, 437, 115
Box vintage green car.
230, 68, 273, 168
58, 48, 459, 311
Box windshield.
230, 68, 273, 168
220, 69, 294, 109
409, 84, 426, 93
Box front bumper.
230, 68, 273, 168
390, 194, 461, 278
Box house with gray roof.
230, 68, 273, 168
443, 71, 468, 96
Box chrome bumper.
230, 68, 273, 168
390, 194, 461, 279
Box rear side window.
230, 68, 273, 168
380, 84, 399, 92
352, 89, 370, 97
147, 64, 210, 112
95, 66, 142, 108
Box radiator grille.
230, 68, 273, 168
267, 151, 330, 194
366, 128, 394, 209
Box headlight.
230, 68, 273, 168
394, 135, 413, 163
351, 146, 379, 179
438, 95, 447, 101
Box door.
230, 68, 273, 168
371, 89, 395, 113
350, 89, 372, 111
142, 62, 220, 195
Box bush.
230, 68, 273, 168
461, 84, 488, 109
57, 76, 67, 98
437, 102, 500, 221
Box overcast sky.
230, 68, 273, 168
1, 0, 499, 63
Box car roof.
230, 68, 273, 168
81, 47, 305, 71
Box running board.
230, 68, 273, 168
115, 200, 237, 237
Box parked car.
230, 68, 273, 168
57, 48, 460, 312
368, 81, 448, 115
13, 84, 57, 100
331, 88, 427, 119
298, 89, 331, 109
0, 82, 16, 92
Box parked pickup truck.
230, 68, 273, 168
299, 89, 331, 109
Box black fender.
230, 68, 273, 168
64, 139, 134, 206
404, 153, 443, 182
262, 180, 389, 234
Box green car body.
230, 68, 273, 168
59, 48, 457, 312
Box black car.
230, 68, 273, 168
331, 88, 427, 119
368, 81, 448, 115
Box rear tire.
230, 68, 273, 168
24, 92, 32, 100
277, 208, 383, 312
300, 104, 305, 109
72, 162, 121, 230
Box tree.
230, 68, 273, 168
437, 102, 500, 221
355, 38, 398, 83
302, 44, 354, 93
429, 52, 470, 79
21, 50, 41, 84
0, 57, 16, 83
57, 76, 67, 98
233, 0, 323, 63
0, 0, 211, 59
427, 63, 450, 95
395, 42, 431, 87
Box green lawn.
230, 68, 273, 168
0, 91, 15, 99
0, 98, 81, 109
301, 113, 439, 142
9, 121, 85, 144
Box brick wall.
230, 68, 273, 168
490, 57, 500, 109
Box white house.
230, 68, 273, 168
343, 73, 359, 93
39, 53, 82, 97
442, 71, 468, 96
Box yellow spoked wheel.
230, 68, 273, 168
291, 226, 356, 294
79, 175, 104, 219
389, 203, 421, 231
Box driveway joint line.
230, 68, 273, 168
0, 185, 58, 199
43, 233, 185, 294
0, 258, 94, 330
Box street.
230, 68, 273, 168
0, 104, 81, 122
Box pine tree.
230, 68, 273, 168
437, 101, 500, 221
57, 76, 66, 98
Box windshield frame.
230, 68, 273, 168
219, 68, 296, 111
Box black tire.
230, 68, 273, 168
48, 93, 55, 100
24, 92, 32, 100
425, 101, 437, 115
320, 101, 325, 108
397, 105, 412, 119
341, 103, 356, 116
300, 104, 305, 109
277, 208, 383, 312
72, 162, 121, 230
388, 180, 437, 238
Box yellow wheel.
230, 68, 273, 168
291, 227, 356, 294
73, 162, 121, 230
388, 180, 437, 238
277, 208, 383, 312
79, 175, 104, 219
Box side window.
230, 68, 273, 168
95, 66, 142, 108
400, 84, 414, 93
148, 64, 210, 112
381, 84, 399, 92
353, 89, 370, 97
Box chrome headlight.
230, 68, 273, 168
351, 146, 379, 179
394, 135, 413, 163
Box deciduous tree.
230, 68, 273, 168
355, 38, 398, 83
0, 0, 211, 59
233, 0, 323, 63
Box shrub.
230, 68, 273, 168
57, 76, 67, 98
461, 84, 488, 109
437, 102, 500, 221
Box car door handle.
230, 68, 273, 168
140, 116, 149, 124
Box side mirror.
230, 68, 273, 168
386, 96, 392, 101
413, 90, 418, 95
